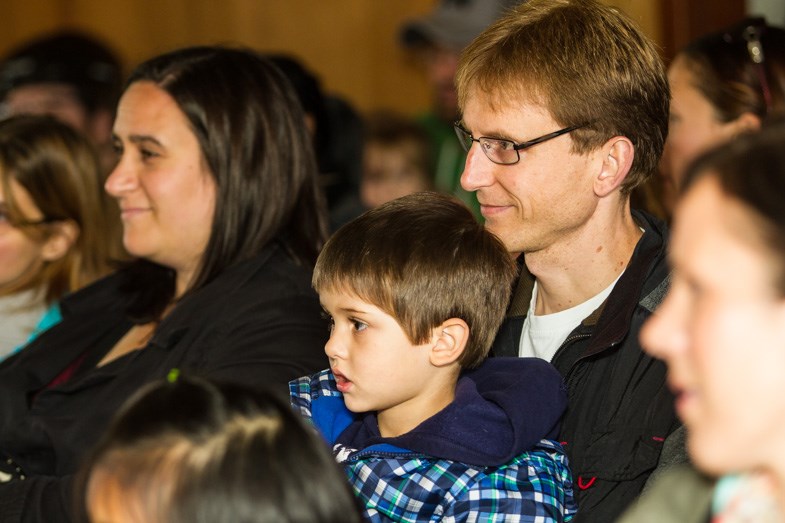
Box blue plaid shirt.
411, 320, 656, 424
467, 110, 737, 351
291, 370, 577, 522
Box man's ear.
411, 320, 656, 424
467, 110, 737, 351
594, 136, 634, 198
41, 220, 80, 262
429, 317, 469, 368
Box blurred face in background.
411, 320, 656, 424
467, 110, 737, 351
3, 83, 89, 133
661, 56, 758, 213
642, 175, 785, 476
360, 141, 430, 209
422, 44, 461, 122
0, 177, 50, 291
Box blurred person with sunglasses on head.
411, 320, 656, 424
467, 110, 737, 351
660, 17, 785, 216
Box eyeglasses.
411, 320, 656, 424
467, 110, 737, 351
454, 121, 590, 165
0, 206, 59, 229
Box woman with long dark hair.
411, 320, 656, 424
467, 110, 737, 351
0, 46, 330, 520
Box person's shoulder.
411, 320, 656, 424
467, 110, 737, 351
200, 244, 319, 314
444, 440, 577, 521
464, 357, 565, 406
230, 243, 314, 289
58, 268, 130, 317
496, 439, 571, 477
290, 369, 355, 443
289, 369, 340, 405
617, 464, 714, 523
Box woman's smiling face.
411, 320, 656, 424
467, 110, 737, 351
105, 81, 216, 293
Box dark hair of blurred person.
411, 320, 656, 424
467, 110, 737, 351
80, 375, 362, 523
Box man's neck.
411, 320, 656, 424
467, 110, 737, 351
525, 205, 642, 315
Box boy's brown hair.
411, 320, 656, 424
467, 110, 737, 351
456, 0, 669, 194
313, 191, 516, 369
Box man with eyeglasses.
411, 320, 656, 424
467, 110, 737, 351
455, 1, 680, 521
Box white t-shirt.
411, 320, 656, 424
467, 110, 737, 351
519, 272, 623, 361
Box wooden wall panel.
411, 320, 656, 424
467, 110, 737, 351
0, 0, 437, 116
3, 0, 743, 117
661, 0, 746, 61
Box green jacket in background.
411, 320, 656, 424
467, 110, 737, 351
417, 112, 481, 219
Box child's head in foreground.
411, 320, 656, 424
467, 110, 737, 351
312, 191, 516, 436
80, 375, 362, 523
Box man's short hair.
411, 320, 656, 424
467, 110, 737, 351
456, 0, 669, 193
313, 191, 516, 369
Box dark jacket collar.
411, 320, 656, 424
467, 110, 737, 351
336, 357, 567, 467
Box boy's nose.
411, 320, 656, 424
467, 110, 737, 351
324, 334, 344, 361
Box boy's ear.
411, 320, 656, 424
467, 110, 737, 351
41, 220, 80, 262
429, 318, 469, 368
594, 136, 634, 198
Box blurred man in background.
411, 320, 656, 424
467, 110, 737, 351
0, 31, 124, 174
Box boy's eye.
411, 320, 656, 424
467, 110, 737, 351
351, 319, 367, 332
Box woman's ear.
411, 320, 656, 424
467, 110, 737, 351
429, 317, 469, 368
41, 220, 80, 262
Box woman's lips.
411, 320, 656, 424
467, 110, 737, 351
119, 207, 150, 220
670, 381, 696, 421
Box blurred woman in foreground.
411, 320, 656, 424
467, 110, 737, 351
622, 121, 785, 521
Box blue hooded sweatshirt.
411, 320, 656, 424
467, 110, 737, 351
290, 357, 577, 522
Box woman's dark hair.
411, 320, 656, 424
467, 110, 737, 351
680, 17, 785, 122
682, 118, 785, 295
78, 376, 362, 523
121, 46, 328, 321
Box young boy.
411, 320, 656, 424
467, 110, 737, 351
290, 192, 576, 522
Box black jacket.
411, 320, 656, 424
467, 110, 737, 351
492, 211, 680, 523
0, 243, 329, 522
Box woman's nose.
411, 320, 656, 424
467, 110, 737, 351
104, 153, 137, 198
